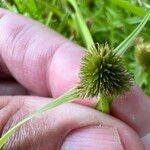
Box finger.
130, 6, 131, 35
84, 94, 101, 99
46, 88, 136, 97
0, 9, 11, 78
0, 8, 84, 97
0, 96, 143, 149
111, 85, 150, 137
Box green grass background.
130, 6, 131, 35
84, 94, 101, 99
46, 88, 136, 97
0, 0, 150, 96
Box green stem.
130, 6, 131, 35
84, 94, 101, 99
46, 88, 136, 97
96, 96, 112, 114
46, 12, 53, 26
0, 87, 78, 148
68, 0, 94, 52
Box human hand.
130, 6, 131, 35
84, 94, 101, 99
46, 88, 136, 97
0, 8, 150, 150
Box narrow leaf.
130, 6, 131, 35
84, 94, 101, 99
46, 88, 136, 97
68, 0, 94, 51
114, 11, 150, 56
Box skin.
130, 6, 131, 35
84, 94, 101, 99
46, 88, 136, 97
0, 8, 150, 150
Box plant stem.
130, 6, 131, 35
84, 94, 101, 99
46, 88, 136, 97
68, 0, 94, 52
96, 96, 112, 114
0, 87, 78, 148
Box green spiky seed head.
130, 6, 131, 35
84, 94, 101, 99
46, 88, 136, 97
78, 43, 132, 98
135, 39, 150, 71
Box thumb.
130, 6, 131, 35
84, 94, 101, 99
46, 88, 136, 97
61, 126, 123, 149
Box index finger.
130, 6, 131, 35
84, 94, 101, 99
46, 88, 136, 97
0, 8, 83, 96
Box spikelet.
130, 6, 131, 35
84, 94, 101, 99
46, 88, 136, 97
78, 43, 133, 98
135, 37, 150, 71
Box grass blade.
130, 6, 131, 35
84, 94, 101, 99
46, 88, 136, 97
14, 0, 25, 13
0, 87, 78, 148
68, 0, 94, 51
114, 11, 150, 56
26, 0, 39, 15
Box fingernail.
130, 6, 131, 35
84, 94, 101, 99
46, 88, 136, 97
61, 126, 123, 150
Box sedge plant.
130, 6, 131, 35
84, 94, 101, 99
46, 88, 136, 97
135, 37, 150, 71
134, 37, 150, 96
0, 1, 150, 148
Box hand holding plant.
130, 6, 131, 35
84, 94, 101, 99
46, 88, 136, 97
0, 5, 150, 150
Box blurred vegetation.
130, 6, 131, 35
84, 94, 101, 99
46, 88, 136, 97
0, 0, 150, 96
